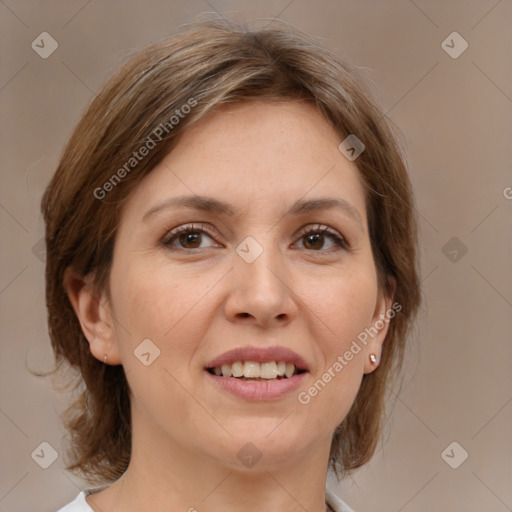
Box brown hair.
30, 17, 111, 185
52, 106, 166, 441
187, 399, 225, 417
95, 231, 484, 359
40, 17, 421, 486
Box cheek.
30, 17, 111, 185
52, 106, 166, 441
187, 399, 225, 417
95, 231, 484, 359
109, 258, 217, 369
113, 256, 188, 331
294, 266, 377, 426
108, 261, 212, 420
305, 264, 378, 352
333, 284, 376, 343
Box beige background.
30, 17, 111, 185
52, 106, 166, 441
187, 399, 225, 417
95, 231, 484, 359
1, 1, 511, 511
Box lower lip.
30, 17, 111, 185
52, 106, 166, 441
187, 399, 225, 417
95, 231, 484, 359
204, 370, 308, 400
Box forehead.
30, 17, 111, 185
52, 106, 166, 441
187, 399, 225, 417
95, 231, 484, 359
121, 100, 368, 227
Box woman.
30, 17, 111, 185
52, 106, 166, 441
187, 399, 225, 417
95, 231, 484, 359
43, 18, 421, 512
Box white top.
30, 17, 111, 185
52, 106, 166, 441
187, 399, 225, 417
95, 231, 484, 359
56, 487, 355, 511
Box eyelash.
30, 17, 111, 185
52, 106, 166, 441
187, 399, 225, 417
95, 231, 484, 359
160, 223, 349, 253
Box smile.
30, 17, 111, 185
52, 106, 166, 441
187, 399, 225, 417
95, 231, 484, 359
205, 361, 308, 400
207, 360, 306, 380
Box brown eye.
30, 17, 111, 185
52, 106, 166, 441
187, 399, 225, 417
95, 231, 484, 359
162, 224, 217, 250
296, 225, 348, 252
176, 230, 203, 249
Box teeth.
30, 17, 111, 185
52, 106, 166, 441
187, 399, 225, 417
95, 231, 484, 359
232, 361, 244, 377
212, 361, 300, 379
221, 364, 232, 377
243, 361, 260, 378
277, 361, 287, 377
260, 361, 277, 379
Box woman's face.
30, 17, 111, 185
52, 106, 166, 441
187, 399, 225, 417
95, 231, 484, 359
99, 101, 392, 471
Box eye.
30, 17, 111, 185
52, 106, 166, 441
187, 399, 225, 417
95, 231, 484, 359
294, 224, 348, 252
161, 223, 348, 253
161, 223, 220, 251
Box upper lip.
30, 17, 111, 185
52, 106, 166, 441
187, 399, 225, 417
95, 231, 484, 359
205, 346, 310, 371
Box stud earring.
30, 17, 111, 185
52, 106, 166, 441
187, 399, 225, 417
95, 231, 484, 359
369, 353, 377, 365
103, 354, 108, 364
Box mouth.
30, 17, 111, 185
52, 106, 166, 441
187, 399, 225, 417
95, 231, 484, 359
205, 361, 308, 381
203, 346, 310, 399
204, 361, 308, 401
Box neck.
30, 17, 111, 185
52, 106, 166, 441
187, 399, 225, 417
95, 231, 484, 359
86, 412, 334, 512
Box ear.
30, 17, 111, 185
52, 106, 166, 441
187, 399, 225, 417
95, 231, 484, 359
63, 267, 122, 365
363, 276, 397, 374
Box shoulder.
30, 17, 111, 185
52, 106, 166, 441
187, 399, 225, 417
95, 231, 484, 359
325, 487, 356, 512
55, 491, 94, 512
57, 488, 353, 512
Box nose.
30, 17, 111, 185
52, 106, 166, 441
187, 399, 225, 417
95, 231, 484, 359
223, 240, 299, 329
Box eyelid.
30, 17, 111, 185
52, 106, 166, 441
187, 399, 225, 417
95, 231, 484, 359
161, 221, 349, 253
294, 223, 349, 250
160, 222, 220, 246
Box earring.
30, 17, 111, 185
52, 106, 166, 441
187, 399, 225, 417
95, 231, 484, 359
369, 353, 377, 365
103, 354, 108, 364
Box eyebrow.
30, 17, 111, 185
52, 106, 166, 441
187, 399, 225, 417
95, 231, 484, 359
142, 194, 363, 228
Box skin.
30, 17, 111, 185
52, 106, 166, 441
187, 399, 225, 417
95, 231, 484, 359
66, 100, 394, 512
